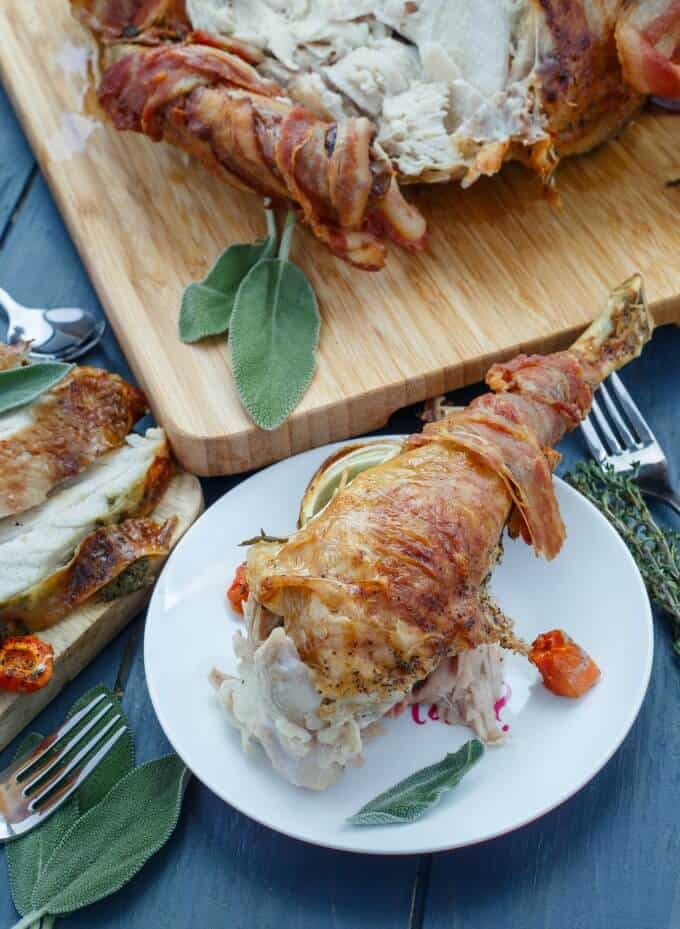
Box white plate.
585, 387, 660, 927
145, 439, 653, 855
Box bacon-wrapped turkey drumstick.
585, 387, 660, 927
212, 277, 653, 788
72, 1, 426, 269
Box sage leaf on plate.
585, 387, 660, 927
230, 241, 320, 431
26, 755, 188, 921
6, 685, 134, 920
6, 735, 79, 919
348, 739, 484, 826
179, 235, 276, 343
0, 362, 73, 415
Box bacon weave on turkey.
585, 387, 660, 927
72, 0, 679, 269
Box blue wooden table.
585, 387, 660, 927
1, 85, 680, 929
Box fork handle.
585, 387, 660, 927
642, 488, 680, 518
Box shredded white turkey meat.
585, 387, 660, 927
212, 597, 507, 790
187, 0, 549, 182
406, 646, 506, 743
211, 598, 395, 789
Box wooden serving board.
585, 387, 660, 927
1, 2, 680, 476
0, 472, 203, 751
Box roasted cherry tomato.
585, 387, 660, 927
0, 636, 54, 693
529, 629, 600, 698
227, 563, 249, 616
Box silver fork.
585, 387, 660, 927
0, 692, 126, 840
581, 372, 680, 517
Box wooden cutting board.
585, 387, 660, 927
1, 2, 679, 476
0, 472, 203, 751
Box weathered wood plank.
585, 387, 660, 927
423, 325, 680, 929
0, 87, 34, 241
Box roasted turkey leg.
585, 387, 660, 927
214, 277, 653, 788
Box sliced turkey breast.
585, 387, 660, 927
0, 428, 172, 629
0, 367, 147, 518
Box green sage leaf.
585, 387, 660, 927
65, 684, 134, 813
178, 237, 275, 343
30, 755, 189, 915
0, 363, 73, 415
348, 739, 484, 826
6, 735, 79, 917
230, 258, 320, 431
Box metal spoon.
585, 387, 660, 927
0, 286, 106, 362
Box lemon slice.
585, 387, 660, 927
298, 439, 402, 528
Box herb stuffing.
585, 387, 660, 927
99, 559, 153, 601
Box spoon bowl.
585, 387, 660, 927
0, 286, 105, 361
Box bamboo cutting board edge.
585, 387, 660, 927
2, 0, 680, 477
161, 300, 680, 476
0, 472, 204, 751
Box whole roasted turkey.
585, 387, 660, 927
73, 1, 679, 268
211, 277, 653, 789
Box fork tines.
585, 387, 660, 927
10, 692, 126, 818
582, 372, 655, 463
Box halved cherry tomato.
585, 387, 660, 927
529, 629, 600, 698
0, 636, 54, 693
227, 563, 249, 616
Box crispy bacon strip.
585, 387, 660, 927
71, 0, 191, 43
406, 348, 597, 561
0, 367, 147, 518
486, 353, 593, 433
416, 405, 568, 560
616, 0, 680, 97
0, 517, 177, 632
94, 40, 426, 269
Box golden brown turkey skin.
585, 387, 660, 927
537, 0, 645, 157
251, 443, 513, 706
538, 0, 680, 158
249, 359, 588, 708
0, 367, 147, 518
0, 517, 176, 632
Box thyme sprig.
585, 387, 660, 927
566, 462, 680, 652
